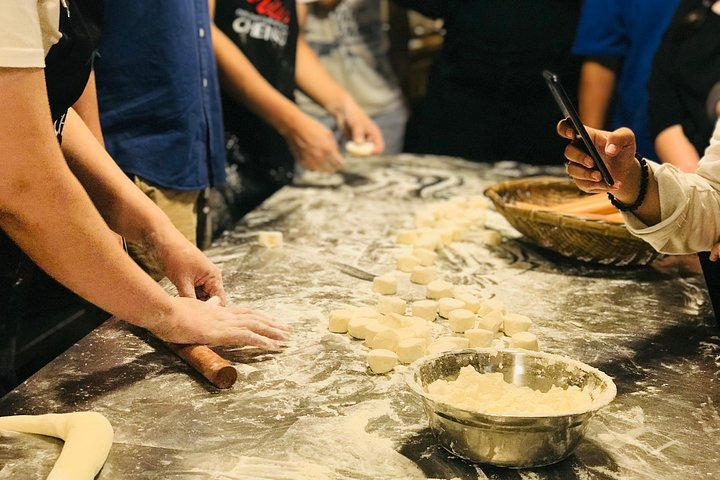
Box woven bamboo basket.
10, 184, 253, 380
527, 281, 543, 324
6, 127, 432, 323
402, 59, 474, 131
484, 176, 661, 266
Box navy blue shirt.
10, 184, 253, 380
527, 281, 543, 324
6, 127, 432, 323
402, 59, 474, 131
572, 0, 681, 159
95, 0, 225, 190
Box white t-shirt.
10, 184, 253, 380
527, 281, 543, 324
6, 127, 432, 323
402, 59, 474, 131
0, 0, 62, 68
296, 0, 403, 117
626, 117, 720, 253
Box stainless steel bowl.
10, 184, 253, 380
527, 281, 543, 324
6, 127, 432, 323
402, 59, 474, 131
405, 349, 617, 468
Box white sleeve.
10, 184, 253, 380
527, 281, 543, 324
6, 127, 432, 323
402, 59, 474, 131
0, 0, 61, 68
624, 118, 720, 254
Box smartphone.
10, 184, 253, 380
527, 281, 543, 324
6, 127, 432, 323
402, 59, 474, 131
542, 70, 614, 186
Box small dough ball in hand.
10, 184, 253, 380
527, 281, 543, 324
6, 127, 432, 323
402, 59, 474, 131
367, 349, 399, 374
345, 140, 375, 157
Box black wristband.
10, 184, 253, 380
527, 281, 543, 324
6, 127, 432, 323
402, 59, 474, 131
607, 153, 648, 212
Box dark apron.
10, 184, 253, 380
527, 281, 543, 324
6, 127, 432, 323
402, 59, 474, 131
0, 0, 101, 395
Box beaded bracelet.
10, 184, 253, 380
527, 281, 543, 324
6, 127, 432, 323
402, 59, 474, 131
607, 153, 648, 212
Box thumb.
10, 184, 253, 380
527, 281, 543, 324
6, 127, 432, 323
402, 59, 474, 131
175, 279, 197, 299
605, 127, 636, 157
206, 296, 222, 306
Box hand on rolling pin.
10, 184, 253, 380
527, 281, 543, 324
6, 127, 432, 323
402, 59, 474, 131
150, 233, 226, 303
153, 296, 292, 348
556, 119, 638, 194
285, 113, 345, 173
333, 94, 385, 155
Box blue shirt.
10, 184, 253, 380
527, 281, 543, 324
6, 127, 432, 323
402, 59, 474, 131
95, 0, 225, 190
572, 0, 681, 158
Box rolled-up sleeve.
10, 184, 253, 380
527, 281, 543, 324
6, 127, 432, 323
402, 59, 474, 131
625, 119, 720, 253
0, 0, 60, 68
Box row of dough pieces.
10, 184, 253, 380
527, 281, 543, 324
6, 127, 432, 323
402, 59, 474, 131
329, 195, 539, 374
329, 285, 539, 374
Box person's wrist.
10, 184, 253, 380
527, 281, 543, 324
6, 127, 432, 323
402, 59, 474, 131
608, 154, 648, 212
275, 105, 306, 140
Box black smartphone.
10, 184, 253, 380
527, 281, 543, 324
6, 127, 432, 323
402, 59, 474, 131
542, 70, 615, 186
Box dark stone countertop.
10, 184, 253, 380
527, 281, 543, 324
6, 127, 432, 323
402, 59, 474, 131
1, 155, 718, 480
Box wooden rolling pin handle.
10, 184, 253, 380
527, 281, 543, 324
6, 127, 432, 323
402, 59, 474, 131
165, 343, 238, 389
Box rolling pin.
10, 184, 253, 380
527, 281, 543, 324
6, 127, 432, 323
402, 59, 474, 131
164, 343, 238, 389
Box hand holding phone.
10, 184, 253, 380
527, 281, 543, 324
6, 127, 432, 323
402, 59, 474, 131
543, 70, 615, 186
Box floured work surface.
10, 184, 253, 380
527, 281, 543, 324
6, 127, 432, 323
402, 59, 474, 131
1, 155, 718, 479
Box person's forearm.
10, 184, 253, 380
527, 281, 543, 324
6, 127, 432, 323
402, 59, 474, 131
578, 61, 616, 129
71, 71, 104, 145
0, 69, 173, 330
295, 36, 350, 118
315, 0, 341, 9
60, 108, 183, 255
654, 125, 700, 172
211, 24, 306, 138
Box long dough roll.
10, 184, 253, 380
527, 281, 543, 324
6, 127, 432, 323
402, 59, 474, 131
0, 411, 114, 480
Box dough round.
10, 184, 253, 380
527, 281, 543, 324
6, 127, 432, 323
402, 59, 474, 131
414, 232, 441, 251
367, 349, 399, 374
328, 309, 354, 333
347, 317, 376, 339
448, 309, 476, 333
411, 299, 438, 322
377, 296, 407, 315
510, 331, 540, 351
363, 321, 388, 346
426, 341, 456, 354
412, 247, 438, 266
435, 336, 470, 349
395, 229, 417, 245
397, 337, 427, 364
477, 298, 505, 317
477, 309, 504, 333
465, 328, 494, 348
426, 279, 454, 300
454, 293, 481, 313
503, 313, 532, 336
373, 274, 397, 295
481, 230, 502, 247
350, 306, 383, 320
368, 328, 401, 351
438, 297, 465, 318
396, 253, 421, 273
257, 231, 283, 248
410, 266, 436, 285
346, 140, 376, 157
468, 195, 489, 209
